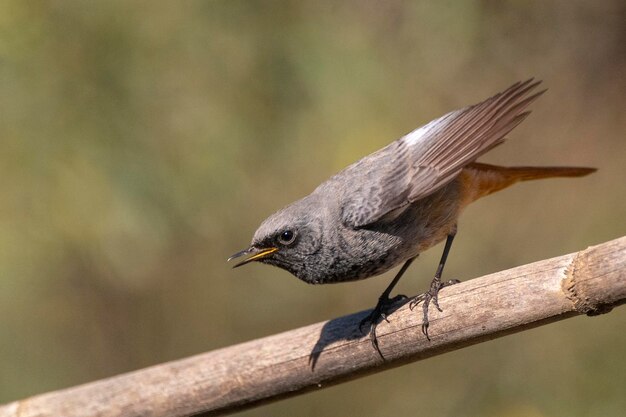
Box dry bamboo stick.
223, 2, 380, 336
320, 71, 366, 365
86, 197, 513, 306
1, 236, 624, 417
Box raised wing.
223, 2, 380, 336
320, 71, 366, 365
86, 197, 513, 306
340, 79, 545, 228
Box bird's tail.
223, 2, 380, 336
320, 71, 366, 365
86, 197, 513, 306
459, 162, 596, 205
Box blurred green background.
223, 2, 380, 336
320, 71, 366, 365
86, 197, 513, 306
1, 1, 625, 416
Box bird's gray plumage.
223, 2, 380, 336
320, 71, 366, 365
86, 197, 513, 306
332, 79, 544, 227
239, 80, 545, 284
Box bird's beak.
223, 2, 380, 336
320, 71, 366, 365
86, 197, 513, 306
227, 247, 278, 268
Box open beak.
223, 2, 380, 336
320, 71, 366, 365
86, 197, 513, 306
227, 247, 278, 268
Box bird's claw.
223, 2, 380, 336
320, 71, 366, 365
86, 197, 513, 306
359, 294, 407, 359
409, 278, 460, 340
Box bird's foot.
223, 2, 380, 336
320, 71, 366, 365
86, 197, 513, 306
409, 277, 460, 340
359, 294, 407, 359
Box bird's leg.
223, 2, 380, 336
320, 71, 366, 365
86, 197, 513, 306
359, 256, 416, 358
410, 227, 461, 340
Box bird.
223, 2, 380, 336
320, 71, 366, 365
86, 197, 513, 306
228, 79, 596, 355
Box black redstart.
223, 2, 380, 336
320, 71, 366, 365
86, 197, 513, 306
229, 79, 595, 354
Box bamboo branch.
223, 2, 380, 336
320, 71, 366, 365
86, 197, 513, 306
1, 236, 624, 417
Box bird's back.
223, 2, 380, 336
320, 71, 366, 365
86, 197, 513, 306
318, 80, 545, 230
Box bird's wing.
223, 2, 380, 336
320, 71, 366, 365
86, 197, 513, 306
340, 79, 545, 228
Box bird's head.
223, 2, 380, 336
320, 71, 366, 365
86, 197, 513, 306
228, 198, 324, 279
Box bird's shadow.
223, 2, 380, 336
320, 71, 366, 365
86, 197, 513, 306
308, 298, 408, 370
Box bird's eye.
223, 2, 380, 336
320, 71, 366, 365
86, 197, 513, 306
277, 230, 296, 245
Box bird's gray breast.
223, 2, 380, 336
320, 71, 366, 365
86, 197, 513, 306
302, 179, 462, 284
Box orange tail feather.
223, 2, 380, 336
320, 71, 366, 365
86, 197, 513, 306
460, 162, 596, 205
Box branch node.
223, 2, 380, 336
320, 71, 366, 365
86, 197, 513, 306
563, 245, 614, 316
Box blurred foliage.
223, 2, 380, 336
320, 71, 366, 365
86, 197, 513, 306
0, 1, 625, 416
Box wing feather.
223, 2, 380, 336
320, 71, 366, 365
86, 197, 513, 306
340, 79, 545, 228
